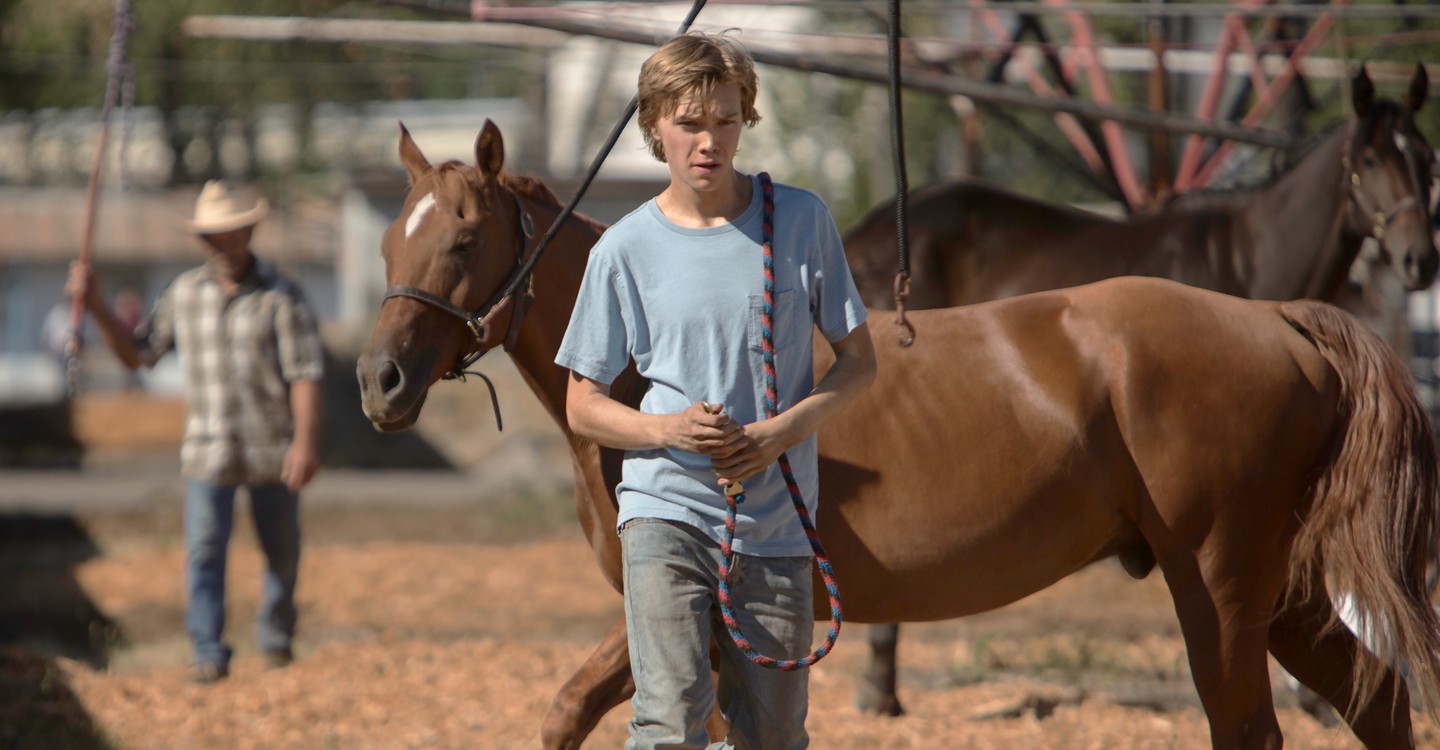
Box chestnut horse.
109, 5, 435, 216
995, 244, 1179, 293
842, 64, 1437, 716
357, 122, 1440, 750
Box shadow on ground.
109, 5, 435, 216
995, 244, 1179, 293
0, 647, 114, 750
0, 514, 118, 750
0, 401, 82, 468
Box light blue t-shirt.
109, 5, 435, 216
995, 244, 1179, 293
555, 174, 867, 557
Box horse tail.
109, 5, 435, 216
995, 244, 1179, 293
1280, 299, 1440, 713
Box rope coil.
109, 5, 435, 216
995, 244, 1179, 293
716, 173, 843, 671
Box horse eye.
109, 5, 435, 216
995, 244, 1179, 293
1363, 154, 1379, 169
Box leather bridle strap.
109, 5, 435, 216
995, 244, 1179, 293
380, 187, 532, 379
1344, 123, 1427, 242
383, 284, 489, 338
1348, 172, 1419, 242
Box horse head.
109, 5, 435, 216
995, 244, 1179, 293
1347, 63, 1437, 290
357, 120, 534, 431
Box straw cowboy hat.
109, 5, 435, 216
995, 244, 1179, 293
184, 180, 268, 234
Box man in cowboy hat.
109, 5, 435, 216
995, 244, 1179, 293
68, 179, 325, 684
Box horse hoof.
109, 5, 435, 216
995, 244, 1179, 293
854, 688, 905, 717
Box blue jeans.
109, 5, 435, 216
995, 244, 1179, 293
621, 519, 813, 750
184, 480, 301, 668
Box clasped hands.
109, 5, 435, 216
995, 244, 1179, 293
669, 401, 784, 490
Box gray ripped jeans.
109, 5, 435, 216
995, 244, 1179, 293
621, 518, 814, 750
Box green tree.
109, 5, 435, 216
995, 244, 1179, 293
0, 0, 530, 186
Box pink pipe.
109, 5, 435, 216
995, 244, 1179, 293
1191, 2, 1347, 187
1175, 8, 1251, 190
969, 0, 1106, 171
1046, 0, 1144, 208
1232, 23, 1272, 95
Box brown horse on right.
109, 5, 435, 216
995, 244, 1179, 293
848, 65, 1434, 311
845, 64, 1438, 717
357, 121, 1440, 749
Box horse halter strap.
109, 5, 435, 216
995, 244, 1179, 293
381, 187, 536, 379
716, 172, 843, 671
1343, 129, 1424, 242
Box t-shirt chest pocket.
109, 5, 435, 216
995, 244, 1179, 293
748, 288, 802, 354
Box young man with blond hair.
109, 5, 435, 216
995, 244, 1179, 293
557, 32, 875, 749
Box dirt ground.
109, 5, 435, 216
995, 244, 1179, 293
5, 371, 1439, 749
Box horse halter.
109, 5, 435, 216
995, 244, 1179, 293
1344, 127, 1427, 243
381, 187, 536, 381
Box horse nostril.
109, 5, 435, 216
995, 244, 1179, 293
378, 359, 403, 397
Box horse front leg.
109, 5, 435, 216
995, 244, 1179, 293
542, 619, 634, 750
855, 623, 905, 716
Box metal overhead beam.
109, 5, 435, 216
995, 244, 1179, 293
524, 14, 1296, 147
727, 1, 1440, 19
231, 3, 1290, 149
184, 15, 1438, 86
182, 15, 569, 47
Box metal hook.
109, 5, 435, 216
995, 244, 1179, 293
893, 272, 915, 348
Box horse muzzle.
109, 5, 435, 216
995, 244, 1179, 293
356, 350, 431, 432
1396, 238, 1440, 291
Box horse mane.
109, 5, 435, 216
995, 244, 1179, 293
416, 162, 562, 209
501, 173, 562, 208
1159, 123, 1345, 210
1164, 98, 1417, 211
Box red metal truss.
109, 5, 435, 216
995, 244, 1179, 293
967, 0, 1361, 204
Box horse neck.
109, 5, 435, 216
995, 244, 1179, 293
1243, 127, 1358, 300
502, 197, 607, 434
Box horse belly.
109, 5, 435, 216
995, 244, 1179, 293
817, 302, 1144, 622
827, 469, 1136, 623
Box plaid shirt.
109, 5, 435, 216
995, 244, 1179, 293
137, 257, 324, 485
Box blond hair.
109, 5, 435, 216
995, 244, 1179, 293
637, 32, 761, 162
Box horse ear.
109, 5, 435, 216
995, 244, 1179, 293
475, 119, 505, 178
1352, 65, 1376, 118
1407, 62, 1428, 113
398, 122, 432, 186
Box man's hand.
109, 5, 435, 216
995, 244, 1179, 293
663, 401, 745, 456
281, 442, 320, 492
709, 418, 787, 488
65, 261, 105, 312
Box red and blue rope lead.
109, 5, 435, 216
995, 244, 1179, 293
716, 172, 842, 671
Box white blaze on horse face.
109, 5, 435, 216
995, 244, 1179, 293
405, 193, 437, 239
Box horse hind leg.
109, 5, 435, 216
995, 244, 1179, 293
1152, 530, 1285, 749
855, 623, 905, 716
1268, 590, 1415, 750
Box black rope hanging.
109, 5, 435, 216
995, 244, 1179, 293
487, 0, 709, 309
887, 0, 916, 347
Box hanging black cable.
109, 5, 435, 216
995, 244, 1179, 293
486, 0, 709, 309
887, 0, 915, 346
